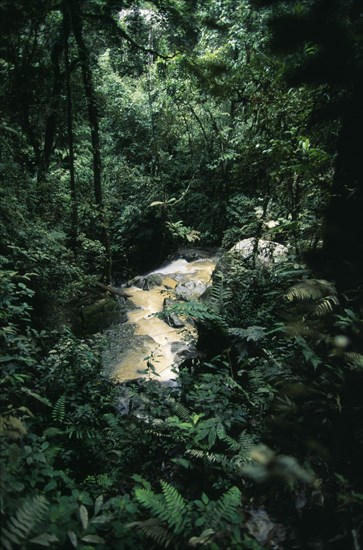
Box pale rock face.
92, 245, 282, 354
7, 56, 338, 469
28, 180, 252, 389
230, 238, 288, 265
175, 280, 209, 301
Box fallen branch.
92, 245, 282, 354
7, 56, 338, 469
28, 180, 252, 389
96, 282, 132, 298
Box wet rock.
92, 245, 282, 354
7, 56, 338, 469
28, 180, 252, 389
169, 247, 221, 262
171, 341, 197, 365
162, 276, 178, 289
163, 298, 185, 328
230, 238, 288, 266
175, 280, 209, 301
116, 378, 180, 420
213, 238, 289, 283
126, 273, 163, 290
116, 382, 151, 418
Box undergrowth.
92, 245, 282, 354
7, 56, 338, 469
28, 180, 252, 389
1, 254, 363, 549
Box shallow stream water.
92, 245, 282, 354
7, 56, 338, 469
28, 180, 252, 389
103, 256, 217, 382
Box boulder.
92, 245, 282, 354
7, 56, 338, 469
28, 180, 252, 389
230, 238, 288, 266
163, 298, 185, 328
168, 247, 220, 262
170, 341, 197, 366
162, 276, 178, 289
126, 273, 163, 290
175, 280, 209, 301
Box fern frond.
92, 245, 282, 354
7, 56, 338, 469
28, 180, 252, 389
203, 487, 242, 530
173, 403, 191, 422
209, 275, 232, 312
219, 432, 240, 452
285, 279, 336, 302
313, 296, 339, 317
146, 428, 175, 440
238, 431, 255, 451
52, 395, 66, 424
134, 488, 166, 520
42, 427, 64, 438
157, 301, 227, 329
129, 518, 174, 548
345, 352, 363, 369
214, 486, 241, 525
2, 495, 52, 550
160, 481, 188, 533
228, 326, 266, 342
186, 449, 229, 469
219, 431, 254, 462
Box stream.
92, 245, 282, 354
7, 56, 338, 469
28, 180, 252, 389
103, 256, 217, 383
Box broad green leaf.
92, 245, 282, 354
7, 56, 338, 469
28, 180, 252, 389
68, 531, 78, 548
79, 505, 88, 530
94, 495, 104, 516
81, 535, 105, 544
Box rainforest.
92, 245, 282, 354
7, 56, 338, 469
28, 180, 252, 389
1, 1, 363, 548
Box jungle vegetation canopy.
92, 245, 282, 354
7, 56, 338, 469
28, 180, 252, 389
0, 0, 362, 549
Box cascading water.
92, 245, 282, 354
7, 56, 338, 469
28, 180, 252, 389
103, 256, 217, 382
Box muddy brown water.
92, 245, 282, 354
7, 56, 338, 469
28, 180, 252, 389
103, 257, 217, 382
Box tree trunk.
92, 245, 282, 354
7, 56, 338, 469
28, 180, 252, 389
70, 4, 111, 282
41, 41, 63, 177
63, 2, 78, 252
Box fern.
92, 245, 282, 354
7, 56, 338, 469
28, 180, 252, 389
210, 486, 242, 527
52, 394, 66, 423
132, 483, 192, 548
345, 352, 363, 369
42, 427, 64, 438
173, 403, 192, 422
2, 495, 58, 549
210, 275, 224, 309
103, 413, 126, 442
133, 518, 174, 548
313, 296, 339, 317
160, 481, 188, 533
285, 279, 336, 302
220, 431, 255, 465
186, 449, 230, 469
209, 274, 233, 313
157, 301, 227, 329
134, 487, 166, 519
228, 326, 267, 342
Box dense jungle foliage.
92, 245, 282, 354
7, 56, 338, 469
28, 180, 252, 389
1, 0, 363, 548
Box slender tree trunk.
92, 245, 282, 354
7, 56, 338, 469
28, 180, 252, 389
70, 4, 111, 282
63, 3, 78, 252
40, 41, 63, 179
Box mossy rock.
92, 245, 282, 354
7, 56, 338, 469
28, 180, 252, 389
81, 296, 125, 334
126, 273, 163, 290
